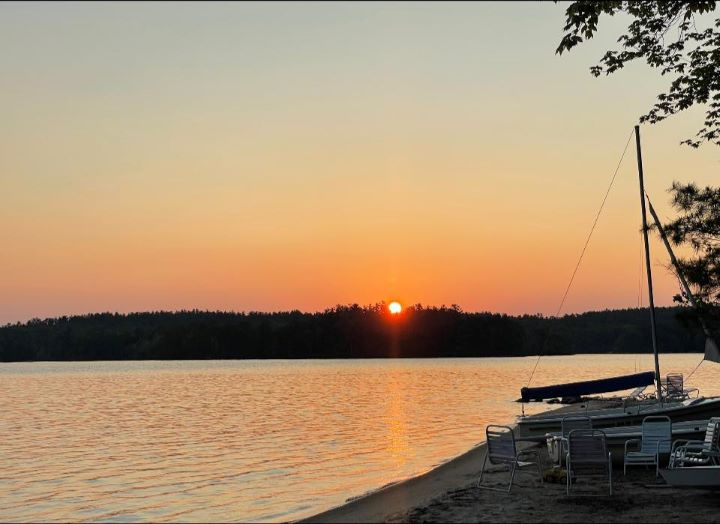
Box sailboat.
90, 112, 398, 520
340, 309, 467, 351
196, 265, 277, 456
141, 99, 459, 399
516, 125, 720, 439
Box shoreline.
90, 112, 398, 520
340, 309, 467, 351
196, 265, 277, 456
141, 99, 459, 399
298, 439, 493, 523
299, 402, 599, 523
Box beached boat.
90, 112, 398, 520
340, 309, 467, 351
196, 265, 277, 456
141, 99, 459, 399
516, 126, 720, 438
518, 398, 720, 439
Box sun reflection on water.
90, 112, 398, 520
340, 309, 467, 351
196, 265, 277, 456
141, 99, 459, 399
384, 372, 411, 470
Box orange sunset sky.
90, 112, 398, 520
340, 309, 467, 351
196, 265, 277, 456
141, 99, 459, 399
1, 2, 718, 324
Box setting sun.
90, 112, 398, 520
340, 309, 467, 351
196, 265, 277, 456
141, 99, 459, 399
388, 301, 402, 314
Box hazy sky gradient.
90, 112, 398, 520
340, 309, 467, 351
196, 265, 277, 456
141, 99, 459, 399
1, 2, 718, 324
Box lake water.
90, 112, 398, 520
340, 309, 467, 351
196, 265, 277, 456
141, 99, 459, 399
2, 355, 718, 522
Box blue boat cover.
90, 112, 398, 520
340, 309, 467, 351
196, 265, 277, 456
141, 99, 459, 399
520, 371, 656, 402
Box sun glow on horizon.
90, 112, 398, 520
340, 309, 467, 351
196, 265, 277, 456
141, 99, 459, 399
388, 301, 403, 314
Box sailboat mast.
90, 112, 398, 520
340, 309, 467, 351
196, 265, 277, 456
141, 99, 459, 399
635, 125, 662, 401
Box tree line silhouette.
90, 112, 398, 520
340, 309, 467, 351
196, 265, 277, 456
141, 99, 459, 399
0, 304, 707, 362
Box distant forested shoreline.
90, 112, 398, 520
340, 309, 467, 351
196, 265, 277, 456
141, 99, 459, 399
0, 305, 708, 363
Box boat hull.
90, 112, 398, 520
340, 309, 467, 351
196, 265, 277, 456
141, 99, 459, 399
545, 420, 708, 464
661, 466, 720, 487
517, 397, 720, 439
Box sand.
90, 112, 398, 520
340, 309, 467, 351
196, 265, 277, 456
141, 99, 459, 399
393, 466, 720, 523
302, 440, 720, 523
300, 402, 720, 523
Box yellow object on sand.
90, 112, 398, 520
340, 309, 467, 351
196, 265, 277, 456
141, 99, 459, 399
543, 468, 567, 483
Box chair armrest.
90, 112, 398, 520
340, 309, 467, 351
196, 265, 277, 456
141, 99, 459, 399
625, 438, 641, 454
517, 447, 540, 454
517, 448, 541, 460
671, 439, 691, 453
683, 445, 709, 454
673, 443, 710, 463
672, 439, 704, 453
681, 440, 706, 451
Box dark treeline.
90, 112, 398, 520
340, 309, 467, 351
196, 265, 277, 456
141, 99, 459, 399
0, 305, 707, 362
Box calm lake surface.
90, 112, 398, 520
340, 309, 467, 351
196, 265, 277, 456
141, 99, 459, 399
2, 355, 718, 522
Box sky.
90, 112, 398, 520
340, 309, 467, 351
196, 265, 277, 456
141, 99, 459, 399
0, 2, 718, 324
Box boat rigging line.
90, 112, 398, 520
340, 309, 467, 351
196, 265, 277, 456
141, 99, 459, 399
644, 191, 719, 380
687, 358, 705, 381
526, 128, 635, 389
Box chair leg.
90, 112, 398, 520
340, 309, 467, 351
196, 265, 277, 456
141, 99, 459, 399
609, 455, 613, 496
536, 460, 544, 484
566, 457, 571, 496
477, 453, 488, 488
508, 462, 517, 493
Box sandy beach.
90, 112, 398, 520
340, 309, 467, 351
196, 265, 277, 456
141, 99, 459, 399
393, 468, 720, 523
301, 403, 720, 524
303, 440, 720, 524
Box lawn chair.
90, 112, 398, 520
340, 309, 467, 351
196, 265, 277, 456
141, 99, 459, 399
669, 417, 720, 468
566, 429, 612, 496
478, 425, 543, 493
557, 416, 592, 466
623, 415, 672, 476
661, 373, 699, 401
